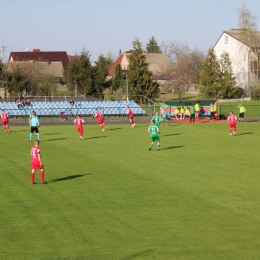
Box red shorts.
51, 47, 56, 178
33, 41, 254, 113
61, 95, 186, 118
2, 120, 8, 125
98, 118, 104, 124
229, 123, 236, 128
77, 127, 83, 135
195, 111, 199, 114
31, 162, 42, 170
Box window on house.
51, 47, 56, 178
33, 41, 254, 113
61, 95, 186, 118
224, 35, 228, 44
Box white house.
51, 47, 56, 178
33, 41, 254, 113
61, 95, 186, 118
214, 29, 260, 88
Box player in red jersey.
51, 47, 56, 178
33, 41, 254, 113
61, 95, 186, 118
30, 140, 46, 184
126, 105, 135, 127
227, 111, 237, 136
1, 110, 10, 132
74, 115, 84, 140
94, 108, 107, 131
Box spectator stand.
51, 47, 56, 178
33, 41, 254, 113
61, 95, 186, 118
0, 100, 146, 120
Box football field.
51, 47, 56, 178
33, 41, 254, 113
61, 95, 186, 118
1, 121, 260, 260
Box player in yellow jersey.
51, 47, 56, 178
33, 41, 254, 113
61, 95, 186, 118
194, 102, 200, 119
180, 106, 185, 120
238, 104, 246, 122
174, 107, 180, 120
184, 106, 190, 120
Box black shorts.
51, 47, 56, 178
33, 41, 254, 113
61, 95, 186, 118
239, 112, 244, 118
31, 126, 39, 133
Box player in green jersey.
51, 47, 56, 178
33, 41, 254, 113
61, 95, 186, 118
148, 120, 160, 151
151, 112, 160, 127
160, 107, 170, 126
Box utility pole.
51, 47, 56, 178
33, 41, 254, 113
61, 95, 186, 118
0, 44, 5, 62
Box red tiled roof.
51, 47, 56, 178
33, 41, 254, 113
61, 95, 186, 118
9, 51, 69, 70
108, 53, 124, 76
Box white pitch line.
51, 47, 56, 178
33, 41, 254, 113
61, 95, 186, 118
0, 151, 31, 171
0, 162, 30, 171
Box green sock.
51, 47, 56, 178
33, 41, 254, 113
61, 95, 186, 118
37, 134, 40, 141
157, 145, 160, 149
29, 133, 32, 140
150, 144, 153, 148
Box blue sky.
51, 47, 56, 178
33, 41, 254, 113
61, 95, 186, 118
1, 0, 260, 62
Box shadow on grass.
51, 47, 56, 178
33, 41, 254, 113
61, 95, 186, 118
167, 123, 181, 126
45, 137, 69, 141
163, 145, 184, 150
162, 133, 181, 137
86, 136, 107, 140
48, 174, 90, 183
122, 249, 155, 260
12, 130, 28, 132
109, 128, 122, 131
236, 132, 253, 136
45, 132, 65, 135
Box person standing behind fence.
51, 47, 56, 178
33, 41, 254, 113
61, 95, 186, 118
30, 114, 40, 141
227, 111, 237, 136
190, 107, 195, 123
69, 99, 76, 116
194, 102, 200, 119
238, 104, 246, 122
210, 103, 216, 122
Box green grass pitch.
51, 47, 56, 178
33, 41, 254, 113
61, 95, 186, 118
1, 121, 260, 259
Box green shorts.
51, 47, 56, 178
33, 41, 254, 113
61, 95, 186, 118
151, 136, 160, 142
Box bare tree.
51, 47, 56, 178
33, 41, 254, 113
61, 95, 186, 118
160, 40, 190, 64
159, 43, 205, 97
238, 5, 260, 93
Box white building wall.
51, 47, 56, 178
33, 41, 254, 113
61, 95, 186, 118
214, 32, 250, 88
121, 54, 129, 71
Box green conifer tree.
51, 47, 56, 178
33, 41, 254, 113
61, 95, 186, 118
146, 36, 161, 53
198, 48, 221, 98
64, 50, 92, 96
92, 54, 112, 94
217, 52, 238, 98
128, 39, 160, 104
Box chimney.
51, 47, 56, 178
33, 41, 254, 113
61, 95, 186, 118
33, 49, 40, 52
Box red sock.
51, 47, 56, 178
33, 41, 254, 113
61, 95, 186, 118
31, 173, 34, 183
40, 170, 45, 182
100, 126, 104, 129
